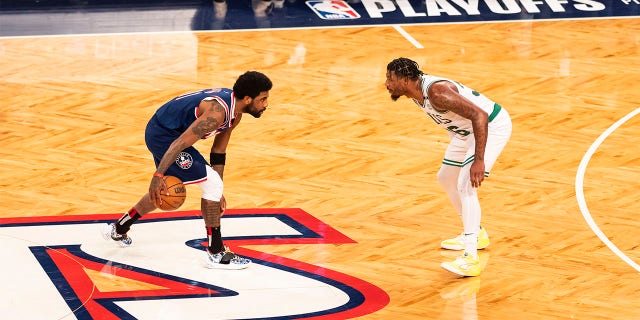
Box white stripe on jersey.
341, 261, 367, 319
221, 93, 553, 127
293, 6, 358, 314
200, 95, 236, 139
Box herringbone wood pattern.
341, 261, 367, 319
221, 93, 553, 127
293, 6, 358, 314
1, 18, 640, 319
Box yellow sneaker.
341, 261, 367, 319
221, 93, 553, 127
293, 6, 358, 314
440, 227, 490, 250
441, 252, 481, 277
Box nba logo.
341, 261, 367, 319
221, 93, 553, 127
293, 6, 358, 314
306, 0, 361, 20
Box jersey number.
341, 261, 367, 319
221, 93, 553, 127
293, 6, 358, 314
446, 125, 471, 137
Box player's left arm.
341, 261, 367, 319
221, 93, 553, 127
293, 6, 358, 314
428, 81, 488, 188
209, 113, 243, 215
210, 113, 242, 180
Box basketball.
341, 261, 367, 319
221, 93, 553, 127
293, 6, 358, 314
159, 175, 186, 211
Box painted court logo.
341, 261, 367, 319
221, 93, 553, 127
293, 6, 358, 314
306, 0, 361, 19
1, 208, 390, 318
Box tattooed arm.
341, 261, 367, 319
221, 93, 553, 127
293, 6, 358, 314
428, 80, 489, 188
149, 99, 226, 206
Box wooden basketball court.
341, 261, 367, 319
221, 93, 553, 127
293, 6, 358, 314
1, 16, 640, 319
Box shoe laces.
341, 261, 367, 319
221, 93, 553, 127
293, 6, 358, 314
111, 229, 128, 241
452, 233, 465, 241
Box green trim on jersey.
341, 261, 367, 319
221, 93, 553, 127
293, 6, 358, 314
488, 103, 502, 122
442, 156, 475, 167
442, 155, 490, 177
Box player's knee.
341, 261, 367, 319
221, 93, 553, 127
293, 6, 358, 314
437, 166, 457, 187
201, 188, 222, 201
196, 166, 223, 201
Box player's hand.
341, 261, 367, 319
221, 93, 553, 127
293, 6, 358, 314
149, 175, 168, 208
220, 194, 227, 216
470, 160, 485, 188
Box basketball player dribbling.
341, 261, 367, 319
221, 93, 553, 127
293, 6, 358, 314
385, 58, 512, 277
101, 71, 273, 270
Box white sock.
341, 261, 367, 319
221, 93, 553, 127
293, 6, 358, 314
463, 233, 478, 258
459, 172, 481, 259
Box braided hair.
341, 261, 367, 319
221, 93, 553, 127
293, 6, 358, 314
386, 57, 423, 80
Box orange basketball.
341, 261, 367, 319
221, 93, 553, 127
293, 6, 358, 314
159, 175, 186, 211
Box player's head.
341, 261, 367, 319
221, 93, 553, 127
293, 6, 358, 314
233, 71, 273, 99
385, 58, 424, 101
387, 57, 423, 80
234, 71, 273, 118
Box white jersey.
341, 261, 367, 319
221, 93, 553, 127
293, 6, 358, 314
413, 75, 504, 140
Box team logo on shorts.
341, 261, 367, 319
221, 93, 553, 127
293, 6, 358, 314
176, 152, 193, 169
306, 0, 361, 20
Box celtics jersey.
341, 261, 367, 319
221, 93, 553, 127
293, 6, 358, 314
413, 75, 503, 140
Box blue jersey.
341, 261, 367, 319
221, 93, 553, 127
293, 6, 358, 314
145, 88, 236, 184
152, 88, 236, 139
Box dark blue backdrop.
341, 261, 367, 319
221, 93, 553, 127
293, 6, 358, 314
1, 0, 638, 36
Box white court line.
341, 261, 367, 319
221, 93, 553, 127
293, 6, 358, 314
575, 107, 640, 273
393, 25, 424, 49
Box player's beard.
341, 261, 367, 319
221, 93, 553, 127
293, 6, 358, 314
387, 86, 401, 101
249, 109, 263, 118
247, 101, 264, 118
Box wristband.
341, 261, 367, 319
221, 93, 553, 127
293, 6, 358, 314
210, 152, 226, 165
153, 172, 164, 178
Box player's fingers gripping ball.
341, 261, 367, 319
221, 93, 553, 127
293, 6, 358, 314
159, 176, 186, 211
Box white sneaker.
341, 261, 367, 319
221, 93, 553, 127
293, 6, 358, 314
100, 223, 132, 247
205, 247, 251, 270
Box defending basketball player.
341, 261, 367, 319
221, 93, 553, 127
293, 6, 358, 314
385, 58, 512, 277
101, 71, 273, 270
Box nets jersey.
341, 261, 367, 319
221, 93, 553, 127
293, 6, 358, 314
414, 75, 501, 140
152, 88, 236, 139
